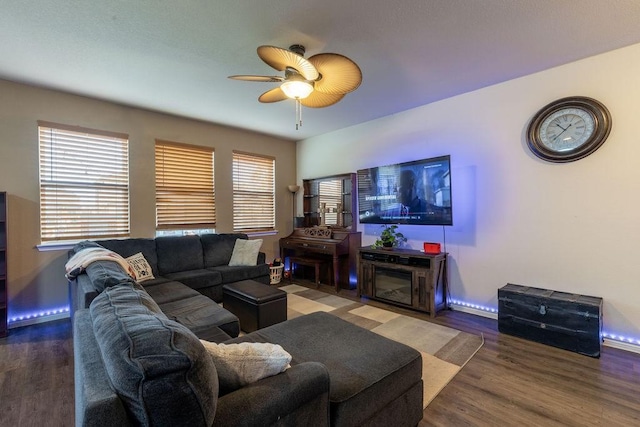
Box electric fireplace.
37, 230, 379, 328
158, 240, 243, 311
374, 267, 413, 306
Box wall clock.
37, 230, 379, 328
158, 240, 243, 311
526, 96, 612, 163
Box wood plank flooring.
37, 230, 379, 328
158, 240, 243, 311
0, 319, 74, 427
306, 281, 640, 427
0, 280, 638, 426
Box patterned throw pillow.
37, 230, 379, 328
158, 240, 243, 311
126, 252, 155, 283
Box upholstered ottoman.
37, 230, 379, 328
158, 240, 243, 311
230, 311, 423, 427
222, 280, 287, 332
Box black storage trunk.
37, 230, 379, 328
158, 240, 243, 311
498, 283, 603, 357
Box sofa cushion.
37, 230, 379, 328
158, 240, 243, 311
137, 276, 171, 287
163, 269, 222, 290
156, 235, 204, 274
200, 233, 248, 268
142, 280, 201, 305
90, 283, 218, 426
160, 294, 240, 340
210, 264, 270, 284
97, 238, 160, 278
200, 340, 292, 394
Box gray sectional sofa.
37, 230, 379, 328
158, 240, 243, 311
74, 282, 331, 426
92, 233, 268, 300
69, 233, 424, 427
69, 233, 270, 339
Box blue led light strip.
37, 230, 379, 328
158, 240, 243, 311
601, 332, 640, 346
449, 299, 498, 314
9, 306, 70, 323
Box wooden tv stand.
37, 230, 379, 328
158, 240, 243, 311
357, 247, 448, 317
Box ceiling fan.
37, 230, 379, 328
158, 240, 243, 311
229, 44, 362, 128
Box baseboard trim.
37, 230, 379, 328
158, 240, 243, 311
603, 338, 640, 354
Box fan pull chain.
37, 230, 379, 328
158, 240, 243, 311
295, 99, 303, 130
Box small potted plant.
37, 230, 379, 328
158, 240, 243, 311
373, 224, 407, 249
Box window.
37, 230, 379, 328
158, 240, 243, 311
232, 151, 275, 232
155, 140, 215, 231
38, 121, 130, 242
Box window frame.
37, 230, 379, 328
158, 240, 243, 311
155, 140, 216, 232
38, 121, 130, 243
232, 151, 276, 232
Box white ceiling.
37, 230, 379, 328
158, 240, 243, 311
2, 1, 640, 141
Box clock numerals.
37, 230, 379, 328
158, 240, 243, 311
539, 109, 594, 151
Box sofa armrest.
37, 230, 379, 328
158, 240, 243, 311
74, 309, 132, 427
68, 274, 100, 321
257, 251, 266, 265
213, 362, 330, 427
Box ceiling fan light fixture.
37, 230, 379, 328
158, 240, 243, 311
232, 44, 362, 129
280, 80, 314, 99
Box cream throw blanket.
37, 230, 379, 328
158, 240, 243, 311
65, 247, 136, 280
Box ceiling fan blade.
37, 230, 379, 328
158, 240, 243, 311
300, 91, 345, 108
308, 53, 362, 95
257, 45, 319, 81
258, 87, 289, 103
228, 75, 284, 82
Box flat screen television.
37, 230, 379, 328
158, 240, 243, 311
357, 155, 452, 225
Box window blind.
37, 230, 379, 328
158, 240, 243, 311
38, 121, 130, 242
232, 151, 275, 231
155, 141, 215, 230
319, 179, 343, 225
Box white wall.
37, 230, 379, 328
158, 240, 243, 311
297, 43, 640, 339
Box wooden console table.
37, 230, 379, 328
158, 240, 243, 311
358, 247, 448, 317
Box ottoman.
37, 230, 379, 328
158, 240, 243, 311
230, 311, 423, 427
222, 280, 287, 332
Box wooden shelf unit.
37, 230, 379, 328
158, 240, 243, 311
0, 192, 7, 337
302, 173, 357, 229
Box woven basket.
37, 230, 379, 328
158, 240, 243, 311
269, 265, 284, 284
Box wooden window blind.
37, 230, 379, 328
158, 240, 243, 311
38, 121, 130, 242
232, 151, 275, 231
155, 141, 215, 230
319, 179, 342, 225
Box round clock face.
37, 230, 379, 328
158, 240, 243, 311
526, 97, 612, 163
538, 107, 595, 152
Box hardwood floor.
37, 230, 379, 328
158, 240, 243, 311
0, 319, 74, 427
0, 281, 638, 426
306, 281, 640, 427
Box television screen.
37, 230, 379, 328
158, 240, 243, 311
357, 155, 452, 225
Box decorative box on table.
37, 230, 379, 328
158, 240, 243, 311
498, 283, 603, 357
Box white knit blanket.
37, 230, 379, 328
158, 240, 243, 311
65, 247, 136, 280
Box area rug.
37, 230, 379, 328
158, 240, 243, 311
279, 284, 484, 408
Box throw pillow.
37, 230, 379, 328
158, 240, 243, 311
126, 252, 155, 283
228, 238, 263, 266
200, 340, 291, 392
